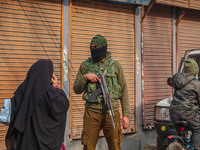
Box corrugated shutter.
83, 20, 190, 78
106, 0, 151, 5
156, 0, 200, 10
142, 4, 173, 128
0, 0, 62, 148
190, 1, 200, 10
177, 9, 200, 65
156, 0, 189, 8
70, 0, 136, 139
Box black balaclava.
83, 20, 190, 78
90, 35, 107, 62
90, 45, 107, 62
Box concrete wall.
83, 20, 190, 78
62, 1, 156, 149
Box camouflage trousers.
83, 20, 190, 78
81, 109, 123, 150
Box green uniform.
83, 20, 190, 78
73, 52, 130, 117
73, 52, 130, 150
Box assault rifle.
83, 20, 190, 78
98, 74, 115, 129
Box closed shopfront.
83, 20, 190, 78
70, 0, 136, 139
177, 9, 200, 64
0, 0, 62, 148
156, 0, 200, 10
142, 4, 173, 128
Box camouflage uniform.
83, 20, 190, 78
170, 72, 200, 150
73, 52, 130, 150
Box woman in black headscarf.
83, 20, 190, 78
6, 59, 69, 150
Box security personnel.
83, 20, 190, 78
73, 35, 130, 150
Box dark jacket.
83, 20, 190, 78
170, 73, 200, 121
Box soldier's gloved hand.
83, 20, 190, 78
122, 116, 129, 129
85, 73, 101, 83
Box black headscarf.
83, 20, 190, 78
6, 59, 69, 150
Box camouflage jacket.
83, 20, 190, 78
170, 73, 200, 120
73, 52, 130, 117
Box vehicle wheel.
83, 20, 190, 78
156, 135, 166, 150
166, 142, 183, 150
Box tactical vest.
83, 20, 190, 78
82, 57, 122, 103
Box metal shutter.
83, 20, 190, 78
142, 4, 173, 128
177, 9, 200, 64
70, 0, 136, 139
0, 0, 62, 148
156, 0, 200, 10
156, 0, 189, 8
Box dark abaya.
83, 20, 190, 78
6, 59, 69, 150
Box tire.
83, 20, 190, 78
156, 135, 166, 150
166, 142, 183, 150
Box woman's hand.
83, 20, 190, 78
51, 74, 58, 87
